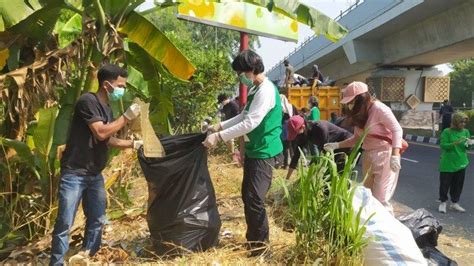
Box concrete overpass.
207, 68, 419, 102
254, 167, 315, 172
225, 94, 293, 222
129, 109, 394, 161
267, 0, 474, 129
267, 0, 474, 85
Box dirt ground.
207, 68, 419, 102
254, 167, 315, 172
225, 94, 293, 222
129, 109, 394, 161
2, 153, 296, 265
3, 152, 472, 265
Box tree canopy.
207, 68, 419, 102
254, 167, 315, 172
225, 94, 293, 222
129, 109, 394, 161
449, 59, 474, 107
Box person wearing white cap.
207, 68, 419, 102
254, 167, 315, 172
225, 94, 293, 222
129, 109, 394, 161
323, 81, 403, 214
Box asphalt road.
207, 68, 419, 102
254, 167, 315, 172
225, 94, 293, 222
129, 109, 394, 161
393, 142, 474, 241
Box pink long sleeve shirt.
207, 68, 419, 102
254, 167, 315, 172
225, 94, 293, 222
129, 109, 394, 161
340, 101, 403, 150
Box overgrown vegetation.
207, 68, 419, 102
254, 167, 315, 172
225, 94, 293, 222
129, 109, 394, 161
276, 133, 371, 264
0, 0, 348, 261
146, 9, 255, 133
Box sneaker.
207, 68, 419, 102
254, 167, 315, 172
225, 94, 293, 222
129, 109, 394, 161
450, 203, 466, 213
439, 202, 447, 213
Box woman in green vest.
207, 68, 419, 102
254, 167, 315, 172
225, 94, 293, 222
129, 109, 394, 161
438, 112, 472, 213
203, 50, 282, 256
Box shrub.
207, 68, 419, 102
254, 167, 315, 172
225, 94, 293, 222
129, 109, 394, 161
276, 132, 371, 264
463, 110, 474, 135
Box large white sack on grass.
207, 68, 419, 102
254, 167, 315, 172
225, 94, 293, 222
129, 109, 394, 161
352, 186, 427, 266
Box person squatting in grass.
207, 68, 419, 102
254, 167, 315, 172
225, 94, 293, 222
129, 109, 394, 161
324, 81, 403, 214
285, 115, 353, 180
50, 64, 143, 265
203, 50, 282, 257
438, 112, 473, 213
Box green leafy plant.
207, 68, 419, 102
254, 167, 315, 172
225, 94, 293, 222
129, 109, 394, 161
277, 132, 372, 264
450, 59, 474, 108
463, 109, 474, 134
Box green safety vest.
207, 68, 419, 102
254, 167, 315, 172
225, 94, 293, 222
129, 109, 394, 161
244, 82, 283, 159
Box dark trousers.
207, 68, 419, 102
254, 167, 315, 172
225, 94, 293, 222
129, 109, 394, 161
439, 169, 466, 203
281, 140, 294, 168
242, 156, 277, 244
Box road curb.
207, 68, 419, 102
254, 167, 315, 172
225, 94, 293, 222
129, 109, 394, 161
404, 134, 439, 145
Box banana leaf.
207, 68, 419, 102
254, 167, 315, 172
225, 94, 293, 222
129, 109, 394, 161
118, 11, 196, 80
54, 13, 82, 48
82, 0, 144, 22
126, 65, 150, 100
0, 0, 37, 31
34, 107, 59, 158
5, 4, 65, 41
126, 41, 189, 83
0, 137, 36, 171
33, 107, 59, 196
124, 43, 176, 135
102, 0, 144, 21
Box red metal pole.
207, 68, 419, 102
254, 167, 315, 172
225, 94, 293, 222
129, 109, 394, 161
238, 32, 249, 166
239, 32, 249, 108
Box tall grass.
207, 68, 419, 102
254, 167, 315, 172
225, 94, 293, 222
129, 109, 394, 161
277, 132, 372, 264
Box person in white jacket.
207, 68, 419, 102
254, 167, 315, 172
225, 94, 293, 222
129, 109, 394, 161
203, 50, 283, 256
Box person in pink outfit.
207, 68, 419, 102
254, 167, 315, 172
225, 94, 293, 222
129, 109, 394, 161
324, 81, 403, 213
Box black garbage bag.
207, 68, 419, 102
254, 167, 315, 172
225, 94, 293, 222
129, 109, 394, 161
137, 133, 221, 254
398, 208, 442, 248
421, 247, 458, 266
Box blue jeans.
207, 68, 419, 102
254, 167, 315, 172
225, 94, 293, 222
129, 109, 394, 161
50, 174, 106, 265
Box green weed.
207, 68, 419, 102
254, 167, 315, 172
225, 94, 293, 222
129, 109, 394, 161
276, 131, 372, 264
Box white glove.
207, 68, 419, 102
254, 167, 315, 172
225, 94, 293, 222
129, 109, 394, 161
390, 155, 401, 172
124, 103, 141, 120
202, 133, 221, 148
208, 123, 222, 133
133, 140, 143, 150
466, 138, 474, 147
324, 142, 339, 152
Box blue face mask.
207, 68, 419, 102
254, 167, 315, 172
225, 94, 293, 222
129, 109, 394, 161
239, 73, 254, 87
107, 83, 125, 101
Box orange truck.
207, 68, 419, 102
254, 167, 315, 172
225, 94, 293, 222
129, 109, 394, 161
286, 82, 341, 120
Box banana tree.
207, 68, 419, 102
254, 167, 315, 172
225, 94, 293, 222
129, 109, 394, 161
1, 0, 348, 181
0, 0, 347, 253
1, 0, 347, 139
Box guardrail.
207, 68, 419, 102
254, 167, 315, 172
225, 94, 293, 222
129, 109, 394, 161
266, 0, 364, 75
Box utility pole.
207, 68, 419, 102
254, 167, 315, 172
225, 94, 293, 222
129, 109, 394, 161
239, 32, 249, 108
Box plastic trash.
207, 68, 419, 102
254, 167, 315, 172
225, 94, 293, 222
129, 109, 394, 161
398, 208, 443, 248
421, 247, 458, 266
138, 133, 221, 255
352, 186, 427, 266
